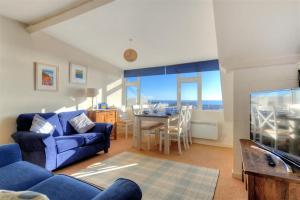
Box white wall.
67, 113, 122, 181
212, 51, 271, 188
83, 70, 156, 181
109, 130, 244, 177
191, 70, 234, 148
232, 63, 299, 177
0, 16, 123, 144
192, 110, 232, 148
212, 0, 300, 178
213, 0, 300, 71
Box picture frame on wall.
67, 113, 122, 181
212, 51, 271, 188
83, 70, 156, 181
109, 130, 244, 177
69, 63, 87, 84
35, 62, 59, 91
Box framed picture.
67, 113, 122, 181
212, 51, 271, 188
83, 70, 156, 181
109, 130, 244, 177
35, 62, 59, 91
69, 63, 87, 84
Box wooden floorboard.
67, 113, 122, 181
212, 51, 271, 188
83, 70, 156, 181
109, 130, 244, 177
56, 136, 247, 200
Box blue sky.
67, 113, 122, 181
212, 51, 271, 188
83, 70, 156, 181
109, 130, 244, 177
127, 71, 223, 101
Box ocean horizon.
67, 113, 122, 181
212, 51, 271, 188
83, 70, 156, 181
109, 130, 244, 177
147, 100, 223, 110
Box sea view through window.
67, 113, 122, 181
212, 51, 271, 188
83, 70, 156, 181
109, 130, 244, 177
126, 70, 223, 110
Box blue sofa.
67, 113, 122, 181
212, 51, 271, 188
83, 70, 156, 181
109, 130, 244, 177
12, 110, 112, 171
0, 144, 142, 200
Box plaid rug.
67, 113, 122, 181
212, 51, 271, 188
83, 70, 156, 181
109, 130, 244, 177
72, 152, 219, 200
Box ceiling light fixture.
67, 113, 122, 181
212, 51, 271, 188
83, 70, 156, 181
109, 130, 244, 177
123, 38, 138, 62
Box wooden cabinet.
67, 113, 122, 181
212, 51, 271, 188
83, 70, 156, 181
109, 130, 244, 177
240, 139, 300, 200
88, 110, 118, 140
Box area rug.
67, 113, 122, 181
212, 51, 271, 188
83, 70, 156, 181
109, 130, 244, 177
71, 152, 219, 200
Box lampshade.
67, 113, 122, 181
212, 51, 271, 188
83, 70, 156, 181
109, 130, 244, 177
86, 88, 99, 97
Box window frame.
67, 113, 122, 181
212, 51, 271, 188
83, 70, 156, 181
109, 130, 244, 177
123, 71, 223, 111
177, 73, 202, 110
123, 77, 140, 106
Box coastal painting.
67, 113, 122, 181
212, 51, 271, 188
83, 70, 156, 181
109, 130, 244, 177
70, 63, 87, 84
35, 62, 58, 91
42, 69, 54, 86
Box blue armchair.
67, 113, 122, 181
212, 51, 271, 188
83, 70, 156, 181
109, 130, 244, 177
0, 144, 142, 200
12, 110, 113, 171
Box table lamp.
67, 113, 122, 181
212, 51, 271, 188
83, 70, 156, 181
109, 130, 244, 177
86, 88, 99, 109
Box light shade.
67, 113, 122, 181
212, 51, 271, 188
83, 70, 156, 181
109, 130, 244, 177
86, 88, 99, 97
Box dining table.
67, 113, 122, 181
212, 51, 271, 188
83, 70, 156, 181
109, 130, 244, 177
133, 111, 179, 155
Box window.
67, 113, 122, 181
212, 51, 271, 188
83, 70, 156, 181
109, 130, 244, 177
179, 72, 198, 78
180, 82, 198, 108
201, 71, 223, 110
126, 86, 138, 106
124, 77, 140, 106
126, 77, 138, 83
140, 74, 177, 106
124, 60, 223, 110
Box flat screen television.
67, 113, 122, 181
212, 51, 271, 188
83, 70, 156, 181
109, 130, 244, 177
250, 88, 300, 168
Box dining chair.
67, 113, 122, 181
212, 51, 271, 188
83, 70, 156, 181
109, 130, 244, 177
250, 106, 259, 142
132, 104, 163, 150
256, 105, 291, 149
132, 105, 141, 115
159, 106, 188, 154
185, 105, 193, 145
117, 106, 133, 139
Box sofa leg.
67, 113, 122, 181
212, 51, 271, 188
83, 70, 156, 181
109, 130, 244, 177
104, 148, 109, 153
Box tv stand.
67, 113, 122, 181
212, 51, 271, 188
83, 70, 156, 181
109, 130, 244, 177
265, 154, 276, 167
240, 139, 300, 200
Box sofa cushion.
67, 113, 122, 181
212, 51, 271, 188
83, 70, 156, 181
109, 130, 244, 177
0, 190, 49, 200
58, 110, 87, 135
30, 114, 55, 134
28, 175, 101, 200
17, 113, 63, 137
55, 136, 85, 153
69, 113, 95, 134
76, 132, 105, 145
0, 161, 53, 191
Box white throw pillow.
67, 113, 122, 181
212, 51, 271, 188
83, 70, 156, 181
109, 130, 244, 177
0, 190, 49, 200
69, 113, 95, 134
30, 114, 54, 134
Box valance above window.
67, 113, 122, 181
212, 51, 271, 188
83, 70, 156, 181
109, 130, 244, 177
124, 59, 219, 78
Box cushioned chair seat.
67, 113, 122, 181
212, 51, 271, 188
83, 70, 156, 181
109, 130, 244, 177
76, 132, 105, 145
29, 175, 101, 200
55, 136, 85, 153
0, 161, 53, 191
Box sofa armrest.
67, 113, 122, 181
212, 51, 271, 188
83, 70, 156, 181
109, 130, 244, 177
12, 131, 56, 152
91, 178, 142, 200
90, 123, 113, 136
0, 144, 22, 167
12, 131, 57, 171
89, 123, 113, 148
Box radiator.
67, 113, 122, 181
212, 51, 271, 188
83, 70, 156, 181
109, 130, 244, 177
191, 121, 219, 140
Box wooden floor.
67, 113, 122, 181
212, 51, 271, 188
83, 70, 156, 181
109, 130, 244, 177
56, 136, 247, 200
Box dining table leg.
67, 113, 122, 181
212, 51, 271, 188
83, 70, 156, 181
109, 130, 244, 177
133, 116, 141, 150
164, 118, 170, 155
136, 117, 141, 150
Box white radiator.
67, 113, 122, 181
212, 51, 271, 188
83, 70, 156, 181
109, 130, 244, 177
191, 121, 219, 140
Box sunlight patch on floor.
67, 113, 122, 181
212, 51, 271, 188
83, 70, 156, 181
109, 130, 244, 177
72, 163, 139, 178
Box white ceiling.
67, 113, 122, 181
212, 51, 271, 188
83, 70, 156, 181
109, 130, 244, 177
0, 0, 87, 24
2, 0, 297, 71
213, 0, 300, 71
42, 0, 218, 69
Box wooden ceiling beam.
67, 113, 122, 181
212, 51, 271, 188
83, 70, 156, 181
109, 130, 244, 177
26, 0, 114, 33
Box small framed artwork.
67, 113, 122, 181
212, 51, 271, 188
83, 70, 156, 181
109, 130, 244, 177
35, 62, 59, 91
69, 63, 87, 84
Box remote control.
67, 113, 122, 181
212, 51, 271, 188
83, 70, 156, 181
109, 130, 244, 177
265, 154, 276, 167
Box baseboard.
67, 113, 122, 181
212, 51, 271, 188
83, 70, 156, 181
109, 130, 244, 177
193, 138, 233, 149
232, 170, 242, 180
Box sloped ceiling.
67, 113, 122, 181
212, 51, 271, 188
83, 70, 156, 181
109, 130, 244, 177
213, 0, 300, 71
43, 0, 219, 69
0, 0, 298, 71
0, 0, 86, 24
